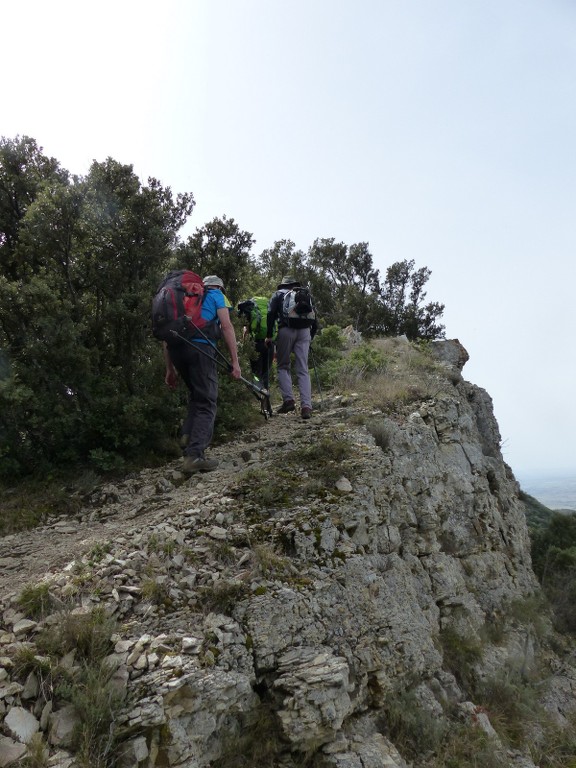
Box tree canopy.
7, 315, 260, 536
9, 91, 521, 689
0, 135, 445, 479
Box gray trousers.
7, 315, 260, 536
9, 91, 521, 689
275, 326, 312, 409
167, 341, 218, 458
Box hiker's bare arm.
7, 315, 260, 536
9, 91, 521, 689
163, 342, 178, 389
217, 307, 241, 379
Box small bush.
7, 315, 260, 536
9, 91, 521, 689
140, 578, 173, 607
17, 582, 56, 620
11, 648, 61, 706
213, 371, 264, 444
505, 594, 550, 639
342, 343, 388, 374
531, 513, 576, 581
232, 467, 300, 509
35, 607, 115, 663
19, 733, 49, 767
367, 419, 393, 451
210, 540, 237, 566
86, 542, 113, 563
384, 689, 447, 759
292, 435, 352, 466
529, 513, 576, 634
531, 710, 576, 767
211, 702, 288, 768
475, 674, 540, 749
197, 580, 249, 615
57, 660, 126, 768
0, 479, 83, 536
427, 724, 508, 768
439, 625, 483, 693
252, 544, 294, 577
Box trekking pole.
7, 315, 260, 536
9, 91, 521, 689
169, 330, 273, 418
309, 344, 323, 411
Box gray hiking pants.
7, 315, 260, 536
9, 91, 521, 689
275, 326, 312, 409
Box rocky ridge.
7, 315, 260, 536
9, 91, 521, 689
1, 338, 575, 767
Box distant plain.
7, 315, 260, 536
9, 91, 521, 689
517, 473, 576, 511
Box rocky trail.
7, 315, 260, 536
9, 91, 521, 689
0, 398, 349, 600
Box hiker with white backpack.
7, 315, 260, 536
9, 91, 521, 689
265, 275, 318, 420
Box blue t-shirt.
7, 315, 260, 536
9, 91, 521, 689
196, 288, 226, 345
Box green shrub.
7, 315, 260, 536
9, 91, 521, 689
292, 435, 352, 466
530, 512, 576, 634
532, 710, 576, 767
427, 724, 508, 768
197, 580, 249, 615
531, 513, 576, 580
439, 625, 483, 693
19, 733, 49, 767
342, 343, 388, 374
308, 325, 345, 386
0, 478, 83, 536
213, 365, 264, 443
35, 607, 115, 663
252, 544, 294, 577
543, 570, 576, 634
57, 660, 126, 768
505, 594, 550, 639
211, 702, 289, 768
520, 490, 554, 531
367, 419, 393, 451
475, 674, 540, 749
17, 583, 56, 620
384, 689, 447, 759
140, 578, 173, 608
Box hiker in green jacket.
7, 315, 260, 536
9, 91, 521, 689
237, 296, 275, 391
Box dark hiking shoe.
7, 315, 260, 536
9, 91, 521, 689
182, 455, 219, 474
301, 407, 312, 420
277, 399, 295, 414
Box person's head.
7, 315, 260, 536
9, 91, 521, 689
203, 275, 225, 291
277, 274, 301, 289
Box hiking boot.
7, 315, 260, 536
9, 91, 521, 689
277, 399, 295, 414
301, 407, 312, 420
182, 455, 219, 474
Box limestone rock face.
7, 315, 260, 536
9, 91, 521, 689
0, 339, 565, 767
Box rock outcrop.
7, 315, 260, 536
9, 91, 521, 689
0, 339, 573, 767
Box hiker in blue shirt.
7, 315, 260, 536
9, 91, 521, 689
265, 275, 318, 420
164, 275, 241, 473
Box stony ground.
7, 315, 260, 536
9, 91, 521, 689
0, 399, 346, 601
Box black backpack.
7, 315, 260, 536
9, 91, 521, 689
281, 287, 316, 326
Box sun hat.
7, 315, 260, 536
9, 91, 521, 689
203, 275, 225, 289
277, 275, 301, 289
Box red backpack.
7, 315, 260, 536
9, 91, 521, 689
151, 270, 218, 342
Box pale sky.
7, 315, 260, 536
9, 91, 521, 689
3, 0, 575, 478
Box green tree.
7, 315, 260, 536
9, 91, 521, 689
306, 238, 384, 333
0, 135, 67, 278
531, 513, 576, 634
0, 145, 195, 477
379, 259, 445, 340
176, 215, 255, 304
